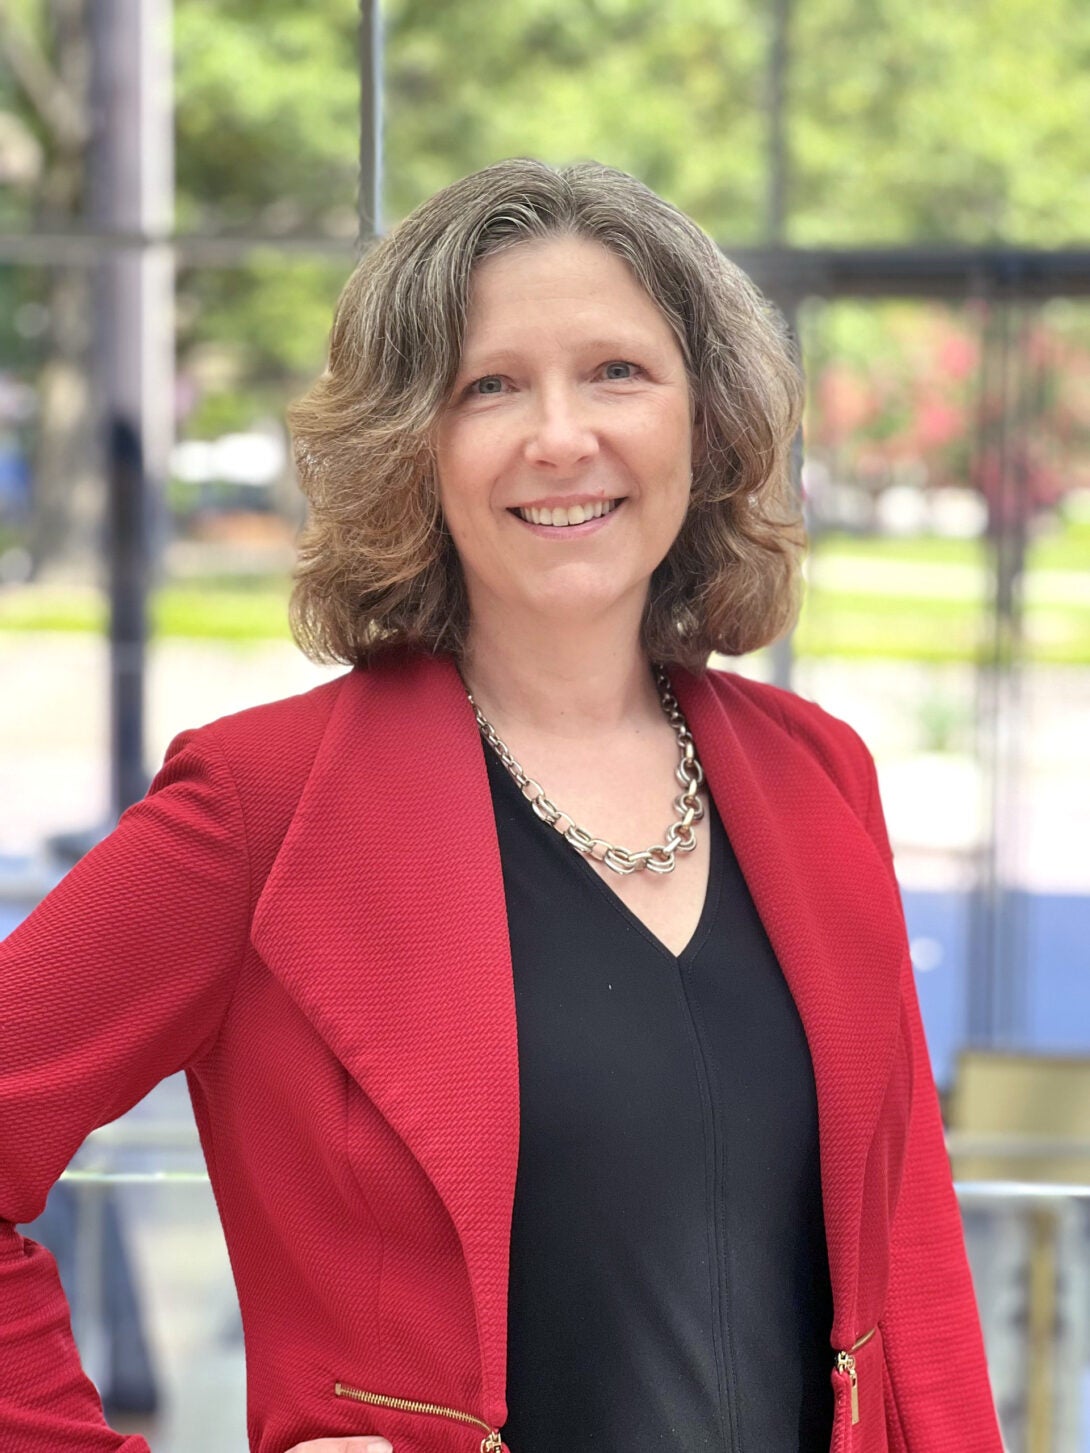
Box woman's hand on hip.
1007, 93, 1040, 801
285, 1439, 394, 1453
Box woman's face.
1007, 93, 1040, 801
434, 234, 695, 635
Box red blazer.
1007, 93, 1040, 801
0, 650, 1003, 1453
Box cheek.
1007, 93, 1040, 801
435, 456, 504, 577
435, 448, 480, 530
438, 487, 482, 562
436, 424, 505, 517
644, 441, 693, 515
631, 396, 692, 466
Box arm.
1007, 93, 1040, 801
0, 725, 250, 1452
854, 733, 1005, 1452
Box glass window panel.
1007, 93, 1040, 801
789, 295, 1090, 1084
173, 7, 359, 241
0, 253, 346, 865
383, 0, 1090, 245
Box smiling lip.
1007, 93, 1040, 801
511, 496, 622, 531
505, 502, 622, 543
513, 493, 622, 511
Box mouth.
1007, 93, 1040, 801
508, 498, 624, 529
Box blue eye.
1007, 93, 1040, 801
603, 361, 638, 380
470, 376, 505, 396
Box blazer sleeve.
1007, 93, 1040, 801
0, 723, 251, 1453
852, 730, 1005, 1452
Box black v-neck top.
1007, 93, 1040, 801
483, 738, 835, 1452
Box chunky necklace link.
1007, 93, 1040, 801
464, 663, 705, 876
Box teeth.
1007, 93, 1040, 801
516, 499, 620, 527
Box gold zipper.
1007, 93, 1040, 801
834, 1325, 877, 1426
334, 1381, 503, 1452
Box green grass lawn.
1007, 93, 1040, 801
796, 526, 1090, 661
811, 522, 1090, 573
0, 583, 294, 640
794, 592, 1089, 663
2, 528, 1087, 663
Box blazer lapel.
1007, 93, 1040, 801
251, 651, 520, 1418
252, 651, 908, 1402
672, 665, 907, 1344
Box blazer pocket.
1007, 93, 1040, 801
334, 1380, 503, 1452
831, 1325, 890, 1453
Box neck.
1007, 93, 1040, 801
458, 600, 663, 741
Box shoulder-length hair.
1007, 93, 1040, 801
287, 157, 805, 673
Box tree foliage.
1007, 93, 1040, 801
1, 0, 1090, 563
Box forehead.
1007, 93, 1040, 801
462, 235, 678, 350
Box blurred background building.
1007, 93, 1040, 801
1, 2, 1088, 1450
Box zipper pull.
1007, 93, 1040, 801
835, 1350, 859, 1424
480, 1432, 504, 1453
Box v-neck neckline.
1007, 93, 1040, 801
482, 737, 722, 965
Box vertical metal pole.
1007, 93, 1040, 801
764, 0, 790, 246
764, 0, 797, 691
90, 0, 174, 816
106, 418, 148, 812
358, 0, 384, 241
968, 288, 1030, 1048
1025, 1207, 1058, 1453
71, 1181, 109, 1391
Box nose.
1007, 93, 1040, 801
523, 383, 599, 471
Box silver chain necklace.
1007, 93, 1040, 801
463, 663, 706, 876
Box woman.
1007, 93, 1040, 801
0, 160, 1002, 1453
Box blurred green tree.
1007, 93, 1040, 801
2, 0, 1090, 567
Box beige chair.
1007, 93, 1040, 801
947, 1050, 1090, 1453
948, 1049, 1090, 1184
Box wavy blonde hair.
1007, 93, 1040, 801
287, 157, 805, 673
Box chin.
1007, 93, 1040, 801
519, 579, 645, 623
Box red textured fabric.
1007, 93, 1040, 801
0, 650, 1004, 1453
